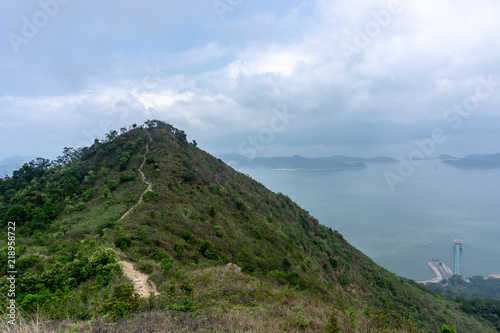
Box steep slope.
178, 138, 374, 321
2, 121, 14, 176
0, 120, 495, 332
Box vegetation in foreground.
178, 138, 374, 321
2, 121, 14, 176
0, 120, 496, 332
1, 265, 426, 332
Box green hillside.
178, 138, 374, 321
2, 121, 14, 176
0, 120, 495, 332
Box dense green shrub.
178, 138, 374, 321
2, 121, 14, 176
440, 324, 456, 333
75, 202, 86, 211
166, 297, 197, 312
285, 272, 300, 286
339, 271, 350, 286
298, 278, 310, 290
201, 241, 216, 259
103, 188, 112, 199
182, 231, 193, 241
82, 187, 96, 201
88, 247, 121, 285
180, 281, 193, 294
107, 180, 118, 191
184, 171, 196, 184
174, 243, 184, 258
236, 199, 246, 211
329, 257, 339, 270
161, 257, 175, 275
213, 226, 223, 238
143, 191, 158, 202
120, 174, 136, 182
208, 206, 216, 217
137, 261, 154, 274
6, 205, 28, 223
115, 237, 132, 251
30, 222, 48, 232
99, 283, 140, 319
20, 290, 60, 311
282, 258, 291, 271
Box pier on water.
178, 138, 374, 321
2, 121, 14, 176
418, 239, 464, 284
418, 259, 453, 284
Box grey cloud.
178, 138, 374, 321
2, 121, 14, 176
1, 0, 500, 161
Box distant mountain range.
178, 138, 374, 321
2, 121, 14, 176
219, 153, 396, 170
441, 153, 500, 168
0, 155, 35, 176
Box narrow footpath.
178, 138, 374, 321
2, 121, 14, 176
117, 130, 153, 222
120, 260, 158, 297
117, 130, 159, 296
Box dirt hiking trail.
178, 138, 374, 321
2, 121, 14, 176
117, 130, 153, 222
116, 130, 158, 297
120, 261, 159, 297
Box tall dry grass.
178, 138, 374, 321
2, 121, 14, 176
1, 266, 427, 332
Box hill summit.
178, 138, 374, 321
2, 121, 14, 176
0, 120, 494, 332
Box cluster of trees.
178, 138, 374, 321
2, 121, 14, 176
0, 161, 88, 230
425, 275, 500, 331
0, 119, 185, 230
1, 133, 105, 230
425, 275, 500, 300
0, 240, 122, 317
457, 298, 500, 331
144, 119, 188, 143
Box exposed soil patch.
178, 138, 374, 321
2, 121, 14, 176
120, 260, 159, 297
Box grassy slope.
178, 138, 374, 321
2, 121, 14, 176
0, 123, 495, 332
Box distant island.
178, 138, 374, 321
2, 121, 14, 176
0, 155, 35, 176
441, 152, 500, 168
219, 153, 396, 170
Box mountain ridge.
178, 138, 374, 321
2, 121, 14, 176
0, 120, 495, 332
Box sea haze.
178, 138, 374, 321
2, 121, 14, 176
237, 159, 500, 281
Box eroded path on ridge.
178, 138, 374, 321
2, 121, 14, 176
116, 130, 158, 296
120, 261, 159, 297
117, 130, 153, 222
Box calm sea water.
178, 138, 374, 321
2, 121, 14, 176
237, 161, 500, 281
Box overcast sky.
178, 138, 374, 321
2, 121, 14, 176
1, 0, 500, 161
